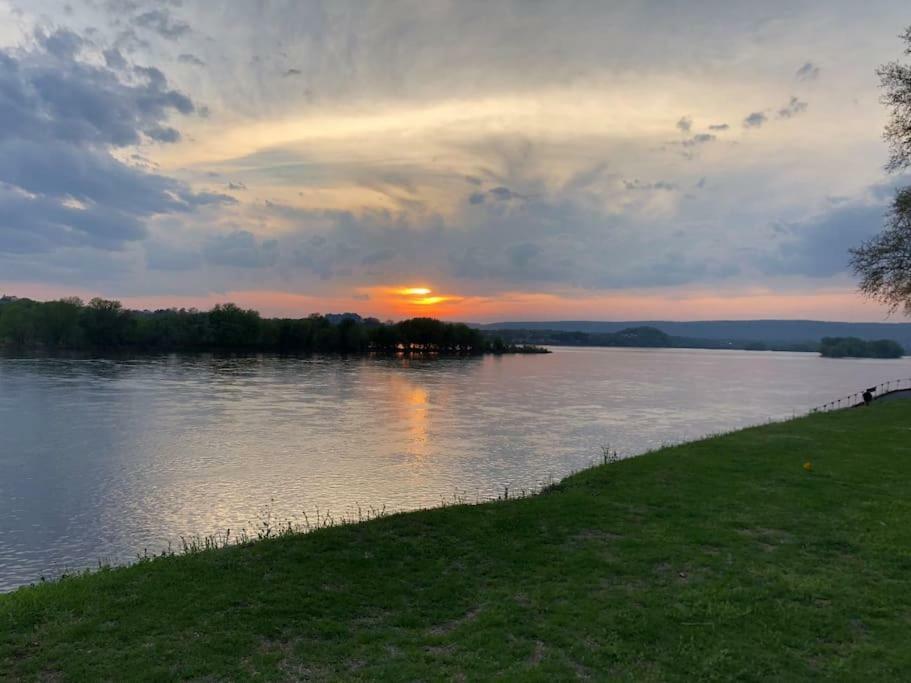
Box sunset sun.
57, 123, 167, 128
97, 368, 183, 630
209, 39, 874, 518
390, 286, 461, 309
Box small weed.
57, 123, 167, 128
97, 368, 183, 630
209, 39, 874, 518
600, 444, 620, 465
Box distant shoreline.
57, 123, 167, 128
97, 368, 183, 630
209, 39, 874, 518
540, 343, 817, 353
481, 318, 911, 350
484, 326, 906, 357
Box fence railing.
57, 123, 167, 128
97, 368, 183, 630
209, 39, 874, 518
811, 377, 911, 413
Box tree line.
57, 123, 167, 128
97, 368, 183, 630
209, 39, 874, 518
484, 326, 821, 352
0, 296, 545, 355
486, 326, 674, 348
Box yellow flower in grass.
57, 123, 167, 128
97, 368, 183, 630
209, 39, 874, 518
802, 461, 813, 473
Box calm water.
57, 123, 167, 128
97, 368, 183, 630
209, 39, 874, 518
2, 347, 910, 591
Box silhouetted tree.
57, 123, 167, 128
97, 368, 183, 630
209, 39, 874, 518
367, 322, 401, 351
208, 303, 261, 348
38, 298, 84, 347
0, 298, 38, 346
336, 316, 368, 353
81, 298, 131, 348
852, 27, 911, 313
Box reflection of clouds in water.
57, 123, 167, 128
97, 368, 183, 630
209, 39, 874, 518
5, 349, 911, 590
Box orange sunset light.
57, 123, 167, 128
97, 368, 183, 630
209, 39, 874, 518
388, 286, 463, 312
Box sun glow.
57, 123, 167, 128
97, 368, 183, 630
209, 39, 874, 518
411, 296, 449, 306
382, 286, 463, 313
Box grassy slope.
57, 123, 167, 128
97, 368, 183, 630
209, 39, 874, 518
2, 403, 911, 681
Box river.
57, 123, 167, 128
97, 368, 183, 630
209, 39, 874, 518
2, 347, 909, 591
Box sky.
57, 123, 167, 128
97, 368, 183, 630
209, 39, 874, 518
0, 1, 909, 322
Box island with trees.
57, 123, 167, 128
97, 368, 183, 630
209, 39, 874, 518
818, 336, 905, 359
0, 296, 546, 355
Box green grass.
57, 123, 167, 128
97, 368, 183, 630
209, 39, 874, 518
3, 402, 911, 680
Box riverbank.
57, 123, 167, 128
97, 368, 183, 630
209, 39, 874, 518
3, 402, 910, 679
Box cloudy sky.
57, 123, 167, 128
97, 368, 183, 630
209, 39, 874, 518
0, 1, 909, 321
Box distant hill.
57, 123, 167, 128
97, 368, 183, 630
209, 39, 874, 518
480, 320, 911, 349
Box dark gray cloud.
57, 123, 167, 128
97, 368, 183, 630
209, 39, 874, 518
708, 123, 729, 131
665, 133, 717, 160
676, 116, 692, 133
618, 253, 740, 288
110, 27, 150, 54
144, 241, 202, 272
360, 248, 396, 265
177, 53, 205, 66
681, 133, 715, 147
283, 68, 302, 77
488, 186, 524, 201
508, 242, 541, 269
101, 0, 165, 15
0, 29, 232, 256
133, 9, 191, 40
0, 185, 146, 253
1, 139, 196, 215
562, 162, 608, 193
623, 179, 677, 191
0, 31, 194, 148
467, 186, 526, 204
227, 181, 247, 191
760, 202, 885, 277
743, 112, 767, 128
795, 62, 820, 81
778, 96, 808, 119
102, 47, 127, 70
0, 244, 134, 287
203, 230, 279, 268
145, 125, 180, 142
35, 27, 84, 59
182, 191, 237, 209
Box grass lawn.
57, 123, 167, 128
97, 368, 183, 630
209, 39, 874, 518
2, 402, 911, 680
